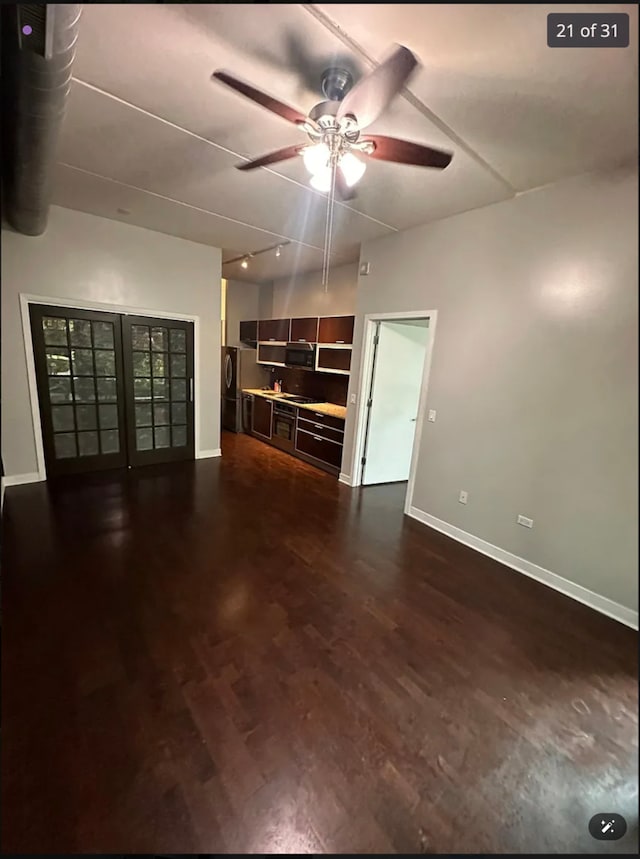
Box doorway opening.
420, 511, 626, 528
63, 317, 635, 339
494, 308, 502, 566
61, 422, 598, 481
351, 310, 437, 513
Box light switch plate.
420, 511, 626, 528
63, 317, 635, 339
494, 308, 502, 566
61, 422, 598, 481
459, 490, 468, 504
359, 261, 370, 276
517, 515, 533, 528
350, 393, 357, 404
428, 410, 437, 422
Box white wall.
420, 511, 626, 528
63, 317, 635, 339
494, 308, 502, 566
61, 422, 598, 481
1, 206, 222, 479
345, 168, 638, 617
225, 278, 263, 347
271, 262, 358, 318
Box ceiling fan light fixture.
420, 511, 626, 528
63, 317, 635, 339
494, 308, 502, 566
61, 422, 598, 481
340, 152, 366, 188
309, 167, 332, 193
241, 256, 249, 269
303, 142, 330, 176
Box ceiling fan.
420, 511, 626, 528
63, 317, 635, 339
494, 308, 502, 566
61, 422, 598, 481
212, 45, 453, 285
212, 44, 452, 198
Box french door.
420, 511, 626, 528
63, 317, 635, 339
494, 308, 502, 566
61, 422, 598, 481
29, 304, 194, 477
121, 315, 194, 466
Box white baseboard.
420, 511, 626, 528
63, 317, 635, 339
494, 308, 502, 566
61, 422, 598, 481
338, 472, 353, 487
408, 506, 638, 631
2, 472, 44, 487
196, 449, 222, 459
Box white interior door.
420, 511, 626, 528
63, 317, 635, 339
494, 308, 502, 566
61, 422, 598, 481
362, 320, 429, 485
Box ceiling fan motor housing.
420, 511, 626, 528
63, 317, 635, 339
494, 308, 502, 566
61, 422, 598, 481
320, 67, 353, 101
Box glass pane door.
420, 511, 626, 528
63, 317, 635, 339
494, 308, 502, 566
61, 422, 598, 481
121, 315, 195, 465
29, 305, 128, 477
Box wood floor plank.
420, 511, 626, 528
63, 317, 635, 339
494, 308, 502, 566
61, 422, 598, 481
1, 431, 637, 854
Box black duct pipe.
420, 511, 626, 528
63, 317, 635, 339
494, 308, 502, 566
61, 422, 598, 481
2, 4, 82, 236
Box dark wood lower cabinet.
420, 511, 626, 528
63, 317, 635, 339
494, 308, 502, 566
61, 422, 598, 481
245, 396, 344, 475
295, 429, 343, 470
251, 396, 273, 439
298, 416, 344, 444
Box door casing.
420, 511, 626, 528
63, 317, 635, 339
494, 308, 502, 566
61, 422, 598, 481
348, 309, 438, 516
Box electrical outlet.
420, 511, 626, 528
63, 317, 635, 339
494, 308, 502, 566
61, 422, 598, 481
428, 409, 437, 422
459, 490, 468, 504
517, 515, 533, 528
350, 393, 357, 405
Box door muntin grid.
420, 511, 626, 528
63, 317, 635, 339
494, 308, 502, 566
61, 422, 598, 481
128, 323, 189, 452
41, 314, 121, 461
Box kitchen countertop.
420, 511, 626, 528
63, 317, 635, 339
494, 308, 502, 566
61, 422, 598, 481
242, 389, 347, 421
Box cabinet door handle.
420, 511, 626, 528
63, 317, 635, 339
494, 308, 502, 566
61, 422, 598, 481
189, 378, 194, 402
314, 413, 323, 418
314, 424, 323, 429
336, 340, 345, 344
298, 339, 306, 342
313, 436, 323, 442
269, 337, 276, 341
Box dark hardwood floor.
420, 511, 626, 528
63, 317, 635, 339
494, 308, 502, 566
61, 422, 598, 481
2, 432, 637, 854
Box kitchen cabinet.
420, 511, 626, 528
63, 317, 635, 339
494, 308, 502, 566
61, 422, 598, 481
258, 318, 290, 342
257, 343, 286, 366
318, 315, 354, 345
298, 410, 345, 431
290, 317, 318, 343
239, 320, 257, 343
252, 395, 273, 439
298, 416, 343, 444
316, 346, 351, 374
295, 428, 343, 469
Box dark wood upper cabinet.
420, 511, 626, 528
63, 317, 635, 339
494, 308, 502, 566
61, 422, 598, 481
318, 315, 355, 345
258, 318, 290, 342
317, 347, 352, 374
257, 343, 286, 366
252, 396, 273, 439
239, 320, 257, 343
290, 317, 318, 343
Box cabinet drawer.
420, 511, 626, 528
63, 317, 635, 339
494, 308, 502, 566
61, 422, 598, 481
298, 410, 345, 431
298, 416, 344, 444
295, 429, 343, 469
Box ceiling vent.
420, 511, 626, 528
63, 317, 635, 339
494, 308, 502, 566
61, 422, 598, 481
17, 5, 50, 58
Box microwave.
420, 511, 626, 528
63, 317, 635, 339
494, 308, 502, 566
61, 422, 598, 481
285, 343, 316, 370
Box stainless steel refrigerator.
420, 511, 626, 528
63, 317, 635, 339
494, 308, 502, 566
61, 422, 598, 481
221, 347, 269, 432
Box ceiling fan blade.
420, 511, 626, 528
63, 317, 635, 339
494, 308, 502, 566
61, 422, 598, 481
335, 168, 357, 202
337, 45, 418, 129
360, 135, 453, 169
212, 70, 309, 127
236, 144, 306, 171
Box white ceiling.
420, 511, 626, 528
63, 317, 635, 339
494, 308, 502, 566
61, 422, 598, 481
51, 3, 638, 283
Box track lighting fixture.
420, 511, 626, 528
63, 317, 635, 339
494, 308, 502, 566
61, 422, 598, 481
225, 242, 291, 270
